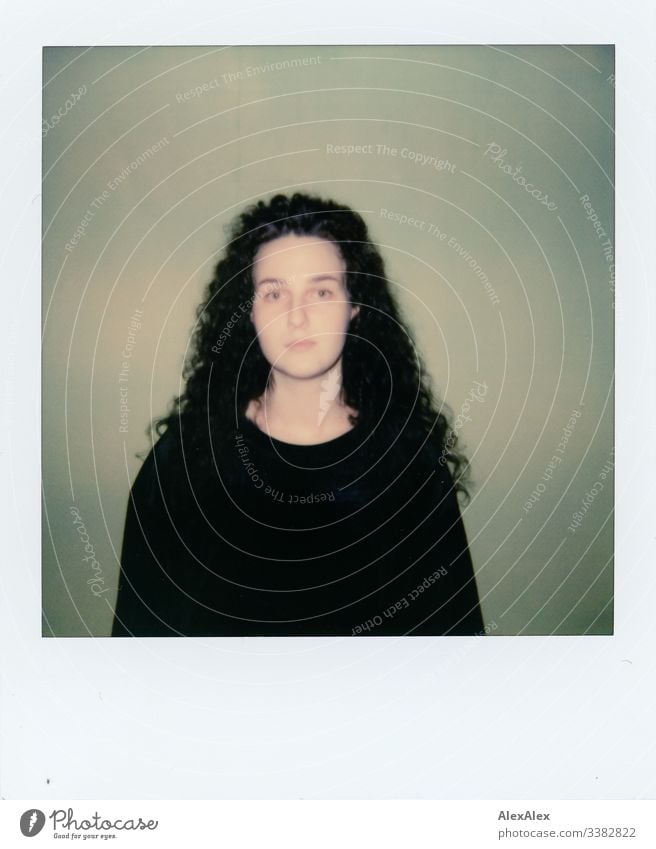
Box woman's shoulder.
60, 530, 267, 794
128, 428, 186, 501
393, 423, 467, 505
137, 426, 241, 517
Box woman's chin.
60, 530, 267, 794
273, 364, 330, 381
270, 354, 339, 381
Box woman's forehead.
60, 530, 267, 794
253, 233, 345, 274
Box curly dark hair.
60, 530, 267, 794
153, 191, 470, 499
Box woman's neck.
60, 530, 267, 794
245, 366, 358, 444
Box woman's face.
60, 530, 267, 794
250, 234, 358, 381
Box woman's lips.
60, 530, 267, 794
285, 339, 316, 350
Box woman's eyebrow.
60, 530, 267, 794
254, 277, 285, 289
308, 273, 344, 283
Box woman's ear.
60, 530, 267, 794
350, 304, 360, 320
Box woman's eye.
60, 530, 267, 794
316, 288, 332, 298
265, 289, 281, 300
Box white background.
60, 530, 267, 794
1, 0, 655, 801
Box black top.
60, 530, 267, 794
112, 414, 484, 636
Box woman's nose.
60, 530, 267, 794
286, 300, 308, 328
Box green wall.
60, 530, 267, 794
42, 45, 614, 636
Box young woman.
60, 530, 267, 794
112, 192, 484, 636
